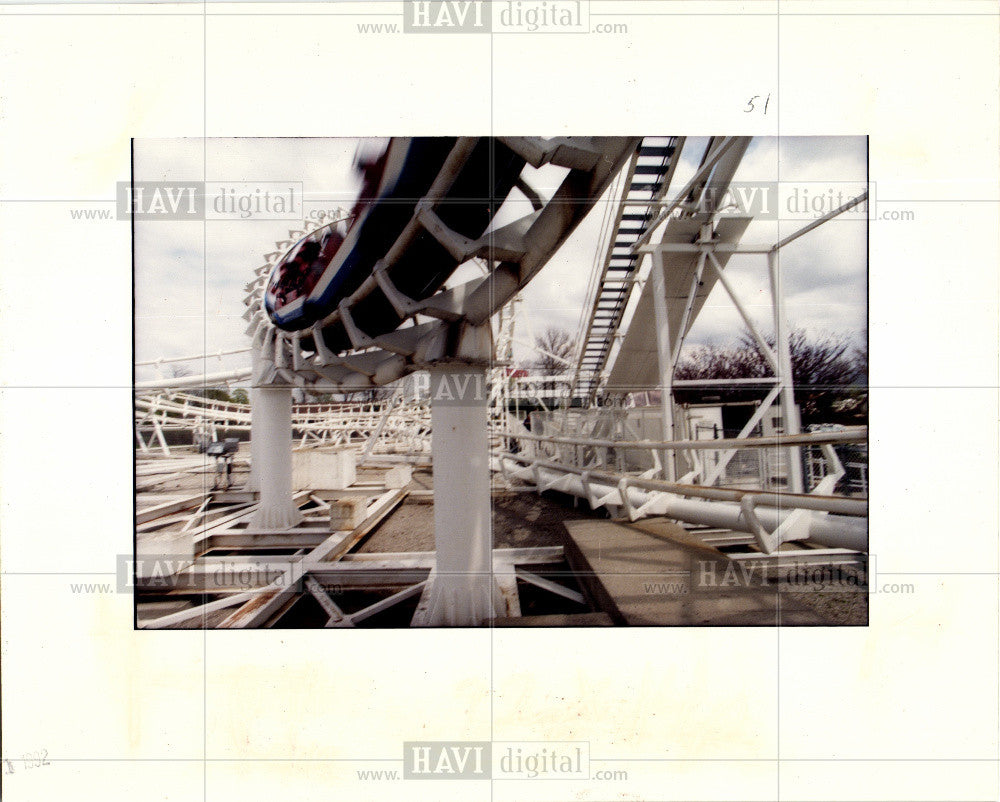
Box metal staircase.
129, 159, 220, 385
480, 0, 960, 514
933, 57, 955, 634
572, 137, 684, 402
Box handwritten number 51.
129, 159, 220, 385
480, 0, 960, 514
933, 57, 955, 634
745, 94, 771, 114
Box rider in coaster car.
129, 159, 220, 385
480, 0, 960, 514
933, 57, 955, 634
350, 143, 389, 226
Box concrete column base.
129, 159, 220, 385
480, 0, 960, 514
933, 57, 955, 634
422, 573, 505, 627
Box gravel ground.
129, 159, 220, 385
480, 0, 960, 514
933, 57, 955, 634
357, 485, 589, 553
781, 574, 868, 626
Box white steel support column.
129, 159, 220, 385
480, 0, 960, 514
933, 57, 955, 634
422, 364, 503, 626
246, 387, 261, 491
152, 415, 171, 457
767, 250, 804, 493
148, 396, 171, 457
670, 248, 709, 367
649, 250, 677, 481
247, 385, 303, 530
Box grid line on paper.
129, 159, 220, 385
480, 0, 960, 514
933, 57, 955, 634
775, 6, 780, 800
2, 756, 999, 763
489, 21, 496, 802
8, 197, 1000, 202
201, 3, 209, 801
9, 386, 1000, 390
2, 11, 1000, 17
5, 570, 1000, 577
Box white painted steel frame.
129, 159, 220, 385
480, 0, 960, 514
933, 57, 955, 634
496, 450, 867, 554
631, 188, 869, 492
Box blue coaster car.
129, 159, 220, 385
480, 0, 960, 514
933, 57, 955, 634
264, 137, 526, 354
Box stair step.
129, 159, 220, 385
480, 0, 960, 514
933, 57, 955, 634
638, 145, 675, 158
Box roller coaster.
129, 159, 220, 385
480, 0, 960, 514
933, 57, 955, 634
243, 137, 637, 393
135, 136, 869, 627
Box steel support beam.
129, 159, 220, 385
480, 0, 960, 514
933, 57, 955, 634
649, 249, 676, 481
767, 250, 804, 493
498, 455, 867, 552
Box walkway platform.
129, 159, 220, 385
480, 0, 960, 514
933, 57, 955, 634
563, 518, 827, 626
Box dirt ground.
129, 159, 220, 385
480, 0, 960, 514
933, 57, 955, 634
782, 584, 867, 625
358, 475, 589, 553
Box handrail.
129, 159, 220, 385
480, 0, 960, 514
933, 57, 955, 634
496, 450, 867, 517
509, 427, 866, 452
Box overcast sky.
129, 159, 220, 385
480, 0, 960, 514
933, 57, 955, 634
134, 136, 866, 383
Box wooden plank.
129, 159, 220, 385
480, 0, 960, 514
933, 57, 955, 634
180, 496, 213, 533
217, 568, 302, 629
331, 547, 565, 568
409, 568, 437, 626
494, 568, 521, 618
193, 490, 313, 544
137, 571, 282, 594
136, 494, 206, 525
200, 531, 331, 553
159, 558, 296, 592
196, 502, 256, 527
515, 568, 585, 605
493, 546, 565, 566
191, 510, 259, 550
217, 490, 407, 628
135, 459, 207, 477
140, 500, 257, 536
316, 481, 390, 495
563, 519, 827, 626
212, 490, 257, 504
137, 513, 195, 534
341, 551, 436, 565
301, 567, 430, 589
139, 591, 255, 629
308, 494, 332, 510
136, 473, 188, 491
334, 556, 434, 570
350, 581, 426, 624
305, 576, 353, 627
493, 612, 614, 627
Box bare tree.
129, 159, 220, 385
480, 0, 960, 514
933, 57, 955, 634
852, 334, 868, 385
532, 327, 575, 376
674, 328, 867, 424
